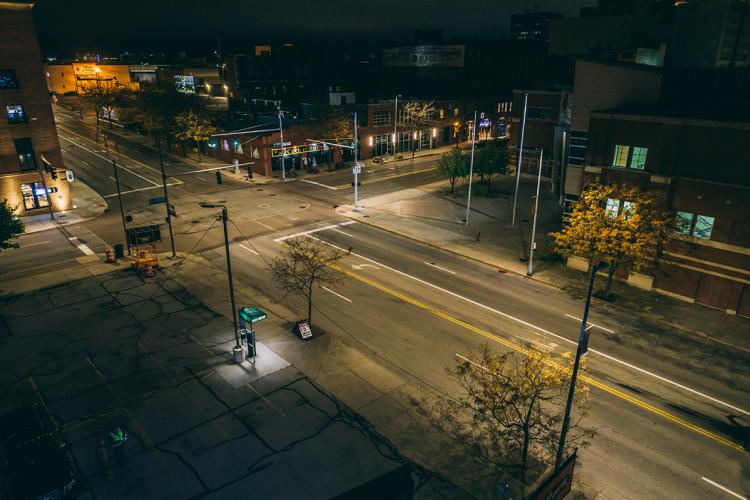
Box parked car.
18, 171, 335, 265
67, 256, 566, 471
0, 404, 79, 499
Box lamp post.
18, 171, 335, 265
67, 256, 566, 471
353, 111, 359, 212
527, 149, 543, 276
555, 260, 608, 469
200, 203, 242, 362
277, 100, 286, 180
465, 110, 477, 225
392, 94, 400, 157
511, 92, 528, 226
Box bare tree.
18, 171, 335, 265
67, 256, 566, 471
429, 346, 594, 494
270, 237, 348, 324
401, 101, 436, 158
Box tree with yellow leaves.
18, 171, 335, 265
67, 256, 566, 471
551, 183, 673, 299
430, 346, 593, 493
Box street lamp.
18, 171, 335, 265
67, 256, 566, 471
200, 203, 242, 362
555, 260, 608, 469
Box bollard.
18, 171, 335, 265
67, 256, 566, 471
105, 247, 116, 263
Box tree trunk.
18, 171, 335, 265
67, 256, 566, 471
449, 176, 456, 193
605, 258, 618, 296
196, 142, 202, 162
181, 142, 187, 157
307, 285, 313, 323
521, 426, 531, 485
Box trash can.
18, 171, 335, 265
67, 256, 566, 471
114, 243, 125, 258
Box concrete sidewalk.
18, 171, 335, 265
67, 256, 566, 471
21, 177, 107, 234
335, 174, 750, 354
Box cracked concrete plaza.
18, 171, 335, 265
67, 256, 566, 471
0, 270, 453, 499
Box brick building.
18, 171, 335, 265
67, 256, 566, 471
1, 1, 70, 216
509, 88, 571, 194
582, 109, 750, 317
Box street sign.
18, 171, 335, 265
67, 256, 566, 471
352, 164, 362, 175
296, 321, 313, 340
148, 196, 166, 205
525, 450, 577, 500
167, 204, 177, 217
580, 325, 593, 357
238, 306, 267, 326
65, 170, 75, 182
126, 225, 162, 247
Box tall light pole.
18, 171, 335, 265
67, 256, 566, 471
511, 92, 528, 226
555, 261, 607, 469
465, 110, 477, 225
353, 111, 360, 212
105, 133, 130, 256
156, 133, 176, 258
277, 101, 286, 180
527, 149, 543, 276
200, 203, 242, 362
392, 94, 400, 157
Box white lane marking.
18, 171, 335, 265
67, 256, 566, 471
321, 286, 352, 303
352, 263, 380, 270
68, 237, 94, 256
102, 184, 178, 198
423, 261, 456, 275
194, 175, 208, 181
299, 178, 338, 190
702, 477, 747, 499
238, 244, 259, 255
313, 237, 750, 417
330, 227, 354, 237
254, 219, 276, 231
20, 240, 51, 248
273, 221, 355, 242
564, 313, 615, 334
59, 135, 159, 186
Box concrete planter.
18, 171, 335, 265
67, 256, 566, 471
566, 255, 590, 272
627, 271, 654, 291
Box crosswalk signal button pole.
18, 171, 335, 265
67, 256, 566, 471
216, 170, 223, 184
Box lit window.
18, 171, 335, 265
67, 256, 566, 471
439, 109, 445, 119
612, 145, 629, 167
372, 111, 391, 126
674, 211, 693, 234
693, 215, 714, 240
6, 104, 26, 123
605, 198, 620, 217
14, 138, 36, 171
21, 182, 49, 210
0, 69, 19, 89
630, 147, 648, 170
622, 201, 635, 219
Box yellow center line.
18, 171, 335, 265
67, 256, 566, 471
57, 123, 182, 183
325, 261, 747, 453
333, 166, 437, 190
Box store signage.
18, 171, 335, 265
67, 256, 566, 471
272, 143, 330, 158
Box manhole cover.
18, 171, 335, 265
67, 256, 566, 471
258, 203, 271, 208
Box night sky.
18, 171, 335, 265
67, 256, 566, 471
33, 0, 596, 56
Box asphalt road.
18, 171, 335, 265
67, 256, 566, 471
198, 220, 750, 500
4, 112, 748, 499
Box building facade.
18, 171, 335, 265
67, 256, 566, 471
582, 110, 750, 317
1, 1, 70, 216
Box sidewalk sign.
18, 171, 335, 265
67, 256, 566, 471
65, 170, 75, 182
295, 321, 313, 340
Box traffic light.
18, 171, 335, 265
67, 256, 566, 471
215, 170, 223, 184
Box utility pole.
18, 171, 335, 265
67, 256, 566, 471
393, 94, 400, 157
353, 111, 359, 211
465, 110, 477, 225
156, 133, 176, 258
277, 101, 286, 180
555, 261, 607, 469
511, 92, 528, 226
200, 203, 242, 362
527, 149, 543, 276
106, 133, 130, 255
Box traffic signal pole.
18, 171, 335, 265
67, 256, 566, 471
353, 112, 359, 212
107, 134, 131, 256
511, 92, 528, 226
156, 133, 177, 258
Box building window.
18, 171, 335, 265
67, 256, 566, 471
374, 134, 390, 156
605, 198, 620, 217
397, 131, 410, 153
439, 109, 445, 119
675, 211, 693, 234
693, 215, 714, 240
453, 107, 459, 116
6, 104, 26, 123
14, 138, 36, 171
372, 110, 391, 126
21, 182, 49, 211
630, 147, 648, 170
527, 106, 552, 120
0, 69, 20, 89
612, 145, 630, 167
